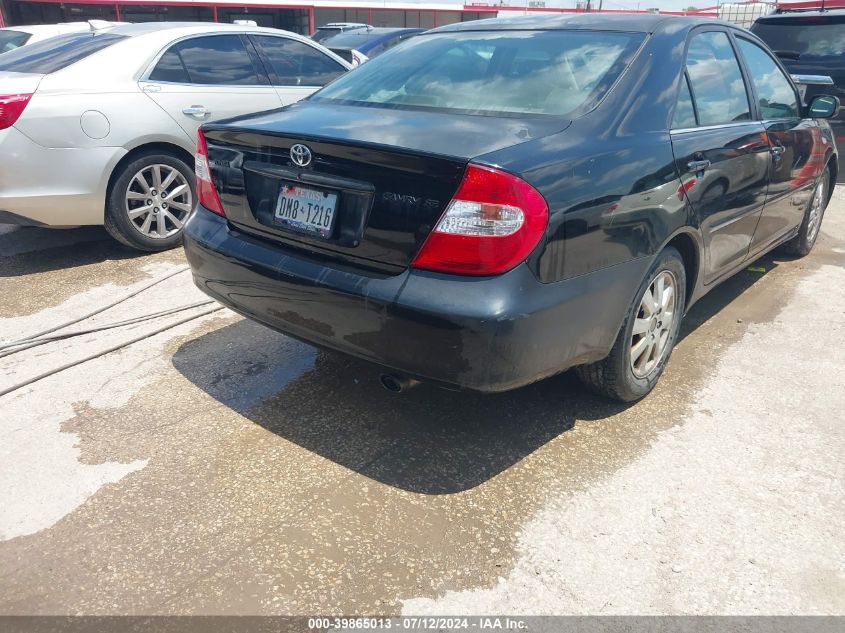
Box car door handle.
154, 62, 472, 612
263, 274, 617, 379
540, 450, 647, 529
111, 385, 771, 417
687, 159, 711, 172
182, 106, 210, 117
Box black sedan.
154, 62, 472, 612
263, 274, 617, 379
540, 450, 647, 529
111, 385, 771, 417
184, 14, 839, 401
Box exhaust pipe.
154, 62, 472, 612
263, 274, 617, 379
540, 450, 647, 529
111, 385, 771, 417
379, 373, 420, 393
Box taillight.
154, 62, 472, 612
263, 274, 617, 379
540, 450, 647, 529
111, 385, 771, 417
0, 94, 32, 130
195, 129, 226, 216
411, 164, 548, 276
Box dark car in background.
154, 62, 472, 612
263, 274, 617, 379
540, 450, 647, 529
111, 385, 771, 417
184, 15, 839, 401
751, 10, 845, 180
321, 27, 425, 65
310, 22, 371, 44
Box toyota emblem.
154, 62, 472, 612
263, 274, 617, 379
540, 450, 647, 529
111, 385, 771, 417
290, 143, 312, 168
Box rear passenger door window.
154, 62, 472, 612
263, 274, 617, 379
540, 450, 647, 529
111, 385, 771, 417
685, 31, 751, 126
150, 34, 264, 86
735, 37, 800, 119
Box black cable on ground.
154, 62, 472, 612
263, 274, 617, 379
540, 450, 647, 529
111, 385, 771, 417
0, 266, 190, 349
0, 305, 224, 399
0, 300, 215, 359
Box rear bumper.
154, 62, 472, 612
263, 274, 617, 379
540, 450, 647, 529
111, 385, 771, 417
184, 208, 650, 392
0, 126, 124, 226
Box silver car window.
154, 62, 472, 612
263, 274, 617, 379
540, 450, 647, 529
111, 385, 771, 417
0, 32, 126, 74
150, 34, 260, 86
0, 30, 31, 53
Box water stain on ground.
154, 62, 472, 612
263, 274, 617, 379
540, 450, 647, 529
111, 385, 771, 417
1, 212, 843, 614
0, 227, 186, 318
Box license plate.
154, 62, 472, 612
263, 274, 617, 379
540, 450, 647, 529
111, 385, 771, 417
274, 184, 338, 239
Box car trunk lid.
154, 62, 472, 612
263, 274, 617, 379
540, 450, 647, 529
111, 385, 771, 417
0, 71, 44, 96
202, 101, 567, 272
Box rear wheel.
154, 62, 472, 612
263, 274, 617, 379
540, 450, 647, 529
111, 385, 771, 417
105, 152, 195, 251
576, 247, 686, 402
779, 166, 831, 257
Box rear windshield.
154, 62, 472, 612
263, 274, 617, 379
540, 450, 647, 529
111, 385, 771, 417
312, 30, 645, 117
322, 31, 380, 49
312, 28, 344, 44
752, 18, 845, 62
0, 30, 31, 54
0, 32, 126, 74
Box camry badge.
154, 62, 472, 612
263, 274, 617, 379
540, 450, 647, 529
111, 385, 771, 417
290, 144, 312, 168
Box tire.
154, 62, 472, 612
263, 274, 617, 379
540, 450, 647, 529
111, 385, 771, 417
104, 151, 195, 252
779, 166, 832, 257
576, 247, 687, 402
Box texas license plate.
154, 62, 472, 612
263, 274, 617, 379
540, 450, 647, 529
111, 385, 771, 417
274, 184, 338, 239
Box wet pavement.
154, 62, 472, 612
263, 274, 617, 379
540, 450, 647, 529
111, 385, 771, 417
1, 191, 843, 615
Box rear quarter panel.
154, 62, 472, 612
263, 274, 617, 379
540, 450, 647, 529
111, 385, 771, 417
15, 85, 192, 150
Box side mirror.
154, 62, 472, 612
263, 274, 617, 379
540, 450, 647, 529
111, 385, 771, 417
807, 95, 840, 119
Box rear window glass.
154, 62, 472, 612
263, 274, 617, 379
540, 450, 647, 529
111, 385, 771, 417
312, 30, 645, 117
0, 30, 31, 54
322, 31, 379, 49
752, 19, 845, 62
0, 32, 126, 74
312, 28, 344, 44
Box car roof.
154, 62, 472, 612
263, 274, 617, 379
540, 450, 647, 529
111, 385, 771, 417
432, 13, 722, 34
105, 21, 298, 38
347, 27, 423, 35
324, 27, 424, 48
756, 9, 845, 21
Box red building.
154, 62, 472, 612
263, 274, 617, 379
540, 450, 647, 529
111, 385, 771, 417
0, 0, 730, 34
0, 0, 509, 33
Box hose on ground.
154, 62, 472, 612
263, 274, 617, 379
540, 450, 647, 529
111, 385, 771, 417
0, 300, 215, 359
0, 265, 190, 349
0, 304, 224, 399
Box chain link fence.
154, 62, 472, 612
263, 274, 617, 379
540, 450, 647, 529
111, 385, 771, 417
714, 1, 777, 27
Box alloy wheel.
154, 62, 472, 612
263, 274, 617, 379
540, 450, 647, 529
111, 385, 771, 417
125, 164, 193, 239
806, 173, 827, 243
630, 270, 678, 379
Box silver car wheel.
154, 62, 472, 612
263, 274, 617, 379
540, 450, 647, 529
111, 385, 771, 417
630, 270, 678, 379
125, 164, 193, 239
805, 174, 827, 243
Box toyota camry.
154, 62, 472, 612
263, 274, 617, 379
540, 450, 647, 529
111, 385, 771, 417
184, 14, 839, 401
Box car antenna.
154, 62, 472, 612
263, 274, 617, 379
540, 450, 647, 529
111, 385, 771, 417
87, 19, 113, 32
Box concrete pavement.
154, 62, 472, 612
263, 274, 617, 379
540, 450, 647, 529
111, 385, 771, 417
0, 190, 843, 615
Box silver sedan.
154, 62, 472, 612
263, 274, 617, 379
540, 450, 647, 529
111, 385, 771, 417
0, 22, 351, 250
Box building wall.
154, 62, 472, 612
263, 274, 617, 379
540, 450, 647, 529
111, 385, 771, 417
4, 0, 493, 33
312, 7, 490, 29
